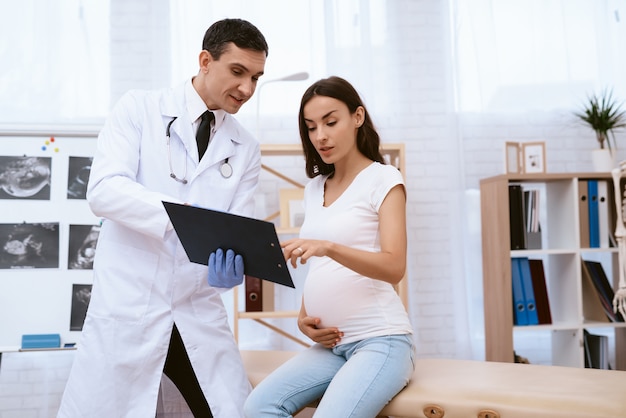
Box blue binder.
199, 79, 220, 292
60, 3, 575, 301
511, 258, 529, 326
588, 180, 599, 248
518, 257, 539, 325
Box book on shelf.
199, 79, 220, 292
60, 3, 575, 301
528, 259, 552, 325
583, 260, 624, 322
583, 329, 610, 370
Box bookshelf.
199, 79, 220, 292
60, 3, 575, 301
232, 143, 407, 346
480, 172, 626, 370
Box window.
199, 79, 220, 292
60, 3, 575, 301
452, 0, 626, 113
169, 0, 394, 124
0, 1, 110, 125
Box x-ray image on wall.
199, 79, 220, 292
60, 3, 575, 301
0, 223, 59, 268
0, 156, 52, 200
68, 224, 100, 270
67, 156, 93, 199
70, 284, 92, 331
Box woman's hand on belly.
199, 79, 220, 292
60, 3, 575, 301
298, 315, 343, 348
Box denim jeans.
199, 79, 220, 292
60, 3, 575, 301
244, 334, 414, 418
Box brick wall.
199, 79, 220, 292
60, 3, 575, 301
0, 351, 74, 418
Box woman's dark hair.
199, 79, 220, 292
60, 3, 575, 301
298, 76, 384, 178
202, 18, 269, 60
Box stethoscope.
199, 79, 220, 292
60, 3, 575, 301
166, 117, 233, 184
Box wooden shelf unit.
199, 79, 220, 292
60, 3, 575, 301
233, 143, 407, 346
480, 172, 626, 369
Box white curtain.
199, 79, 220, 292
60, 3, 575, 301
169, 0, 397, 124
0, 0, 110, 125
451, 0, 626, 114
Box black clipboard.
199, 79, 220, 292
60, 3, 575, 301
163, 201, 294, 288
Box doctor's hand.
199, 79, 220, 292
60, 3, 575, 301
208, 248, 244, 288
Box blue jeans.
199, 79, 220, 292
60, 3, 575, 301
244, 334, 414, 418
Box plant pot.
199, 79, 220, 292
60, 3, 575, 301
591, 148, 616, 172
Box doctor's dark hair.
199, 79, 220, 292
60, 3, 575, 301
298, 76, 384, 178
202, 18, 269, 60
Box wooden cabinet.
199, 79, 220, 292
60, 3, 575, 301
480, 173, 626, 369
232, 143, 407, 346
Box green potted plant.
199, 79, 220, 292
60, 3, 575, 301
575, 89, 626, 171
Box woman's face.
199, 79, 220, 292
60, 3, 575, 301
302, 96, 364, 165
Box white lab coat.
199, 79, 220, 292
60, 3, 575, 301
58, 82, 261, 417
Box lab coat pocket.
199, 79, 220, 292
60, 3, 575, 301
191, 279, 230, 324
89, 242, 158, 322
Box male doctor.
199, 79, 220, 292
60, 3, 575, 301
58, 19, 268, 417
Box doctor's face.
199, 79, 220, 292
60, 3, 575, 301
195, 43, 266, 114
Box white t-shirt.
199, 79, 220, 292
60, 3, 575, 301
299, 162, 413, 345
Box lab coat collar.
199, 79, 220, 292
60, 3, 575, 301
159, 82, 244, 180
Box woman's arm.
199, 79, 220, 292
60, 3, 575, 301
283, 184, 407, 284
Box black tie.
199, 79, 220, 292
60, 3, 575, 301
196, 110, 214, 160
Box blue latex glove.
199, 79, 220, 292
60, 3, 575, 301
208, 248, 244, 288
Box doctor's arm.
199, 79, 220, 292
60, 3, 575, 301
87, 92, 183, 240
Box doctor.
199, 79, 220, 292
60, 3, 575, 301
59, 18, 268, 417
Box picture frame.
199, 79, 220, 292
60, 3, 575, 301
522, 142, 546, 174
505, 142, 521, 174
279, 188, 305, 229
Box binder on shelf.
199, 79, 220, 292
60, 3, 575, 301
511, 258, 529, 325
580, 261, 611, 323
509, 185, 527, 250
528, 259, 552, 325
583, 260, 624, 322
578, 180, 590, 248
588, 180, 600, 248
597, 181, 610, 248
518, 257, 539, 325
245, 277, 263, 312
